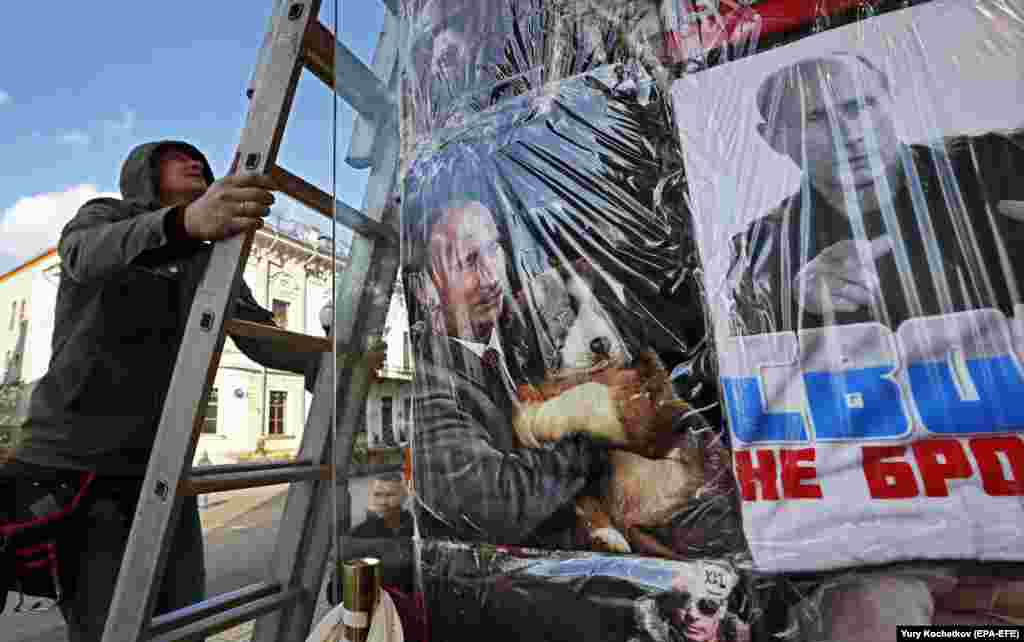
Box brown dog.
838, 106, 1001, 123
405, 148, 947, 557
515, 351, 705, 556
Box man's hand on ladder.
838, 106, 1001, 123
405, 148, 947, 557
183, 173, 276, 241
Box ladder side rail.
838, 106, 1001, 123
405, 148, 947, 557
346, 9, 400, 169
252, 97, 403, 641
264, 203, 402, 642
100, 2, 316, 640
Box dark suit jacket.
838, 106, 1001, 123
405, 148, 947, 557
412, 328, 608, 547
726, 132, 1024, 335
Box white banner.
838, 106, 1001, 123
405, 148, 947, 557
672, 0, 1024, 572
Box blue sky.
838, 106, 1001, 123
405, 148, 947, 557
0, 1, 388, 274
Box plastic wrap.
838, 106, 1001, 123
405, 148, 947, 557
419, 540, 755, 642
398, 1, 759, 638
401, 61, 744, 559
674, 0, 1024, 574
384, 0, 1024, 639
669, 0, 1024, 638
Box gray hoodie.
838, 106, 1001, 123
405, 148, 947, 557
14, 141, 319, 475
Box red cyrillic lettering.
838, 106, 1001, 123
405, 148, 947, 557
912, 439, 973, 497
969, 435, 1024, 496
781, 448, 823, 499
862, 445, 918, 499
734, 449, 779, 501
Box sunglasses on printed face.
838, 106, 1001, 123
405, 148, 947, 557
693, 598, 723, 616
664, 594, 723, 617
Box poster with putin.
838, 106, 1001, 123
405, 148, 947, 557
672, 0, 1024, 573
400, 58, 749, 562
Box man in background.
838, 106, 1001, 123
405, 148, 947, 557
352, 474, 413, 539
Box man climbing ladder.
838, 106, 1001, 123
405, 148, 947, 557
4, 140, 322, 641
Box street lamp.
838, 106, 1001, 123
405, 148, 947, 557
319, 303, 333, 337
196, 450, 213, 509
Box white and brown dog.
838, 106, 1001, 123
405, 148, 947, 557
515, 260, 704, 556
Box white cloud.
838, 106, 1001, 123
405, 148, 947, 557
0, 90, 10, 106
58, 130, 91, 146
0, 185, 119, 267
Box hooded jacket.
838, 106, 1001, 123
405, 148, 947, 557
14, 141, 321, 475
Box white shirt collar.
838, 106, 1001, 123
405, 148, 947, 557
451, 328, 504, 360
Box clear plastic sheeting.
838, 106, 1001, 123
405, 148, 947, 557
401, 63, 744, 561
381, 0, 1024, 639
669, 0, 1024, 638
419, 540, 757, 642
674, 0, 1024, 574
398, 0, 757, 638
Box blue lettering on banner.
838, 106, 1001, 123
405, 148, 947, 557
723, 378, 808, 443
804, 366, 909, 441
723, 308, 1024, 446
907, 356, 1024, 435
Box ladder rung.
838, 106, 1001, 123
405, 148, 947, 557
225, 318, 331, 353
191, 460, 318, 477
191, 460, 400, 480
269, 164, 398, 244
148, 581, 281, 637
301, 20, 393, 120
147, 586, 303, 642
180, 462, 331, 496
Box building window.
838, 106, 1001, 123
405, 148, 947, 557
380, 396, 394, 446
202, 388, 219, 434
403, 332, 412, 371
271, 299, 290, 329
269, 390, 287, 435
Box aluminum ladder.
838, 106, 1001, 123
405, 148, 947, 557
100, 0, 403, 639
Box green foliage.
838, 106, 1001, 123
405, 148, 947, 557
0, 381, 32, 449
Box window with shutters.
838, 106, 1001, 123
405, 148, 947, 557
202, 388, 219, 434
269, 390, 288, 435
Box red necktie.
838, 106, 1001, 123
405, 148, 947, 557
482, 348, 501, 370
